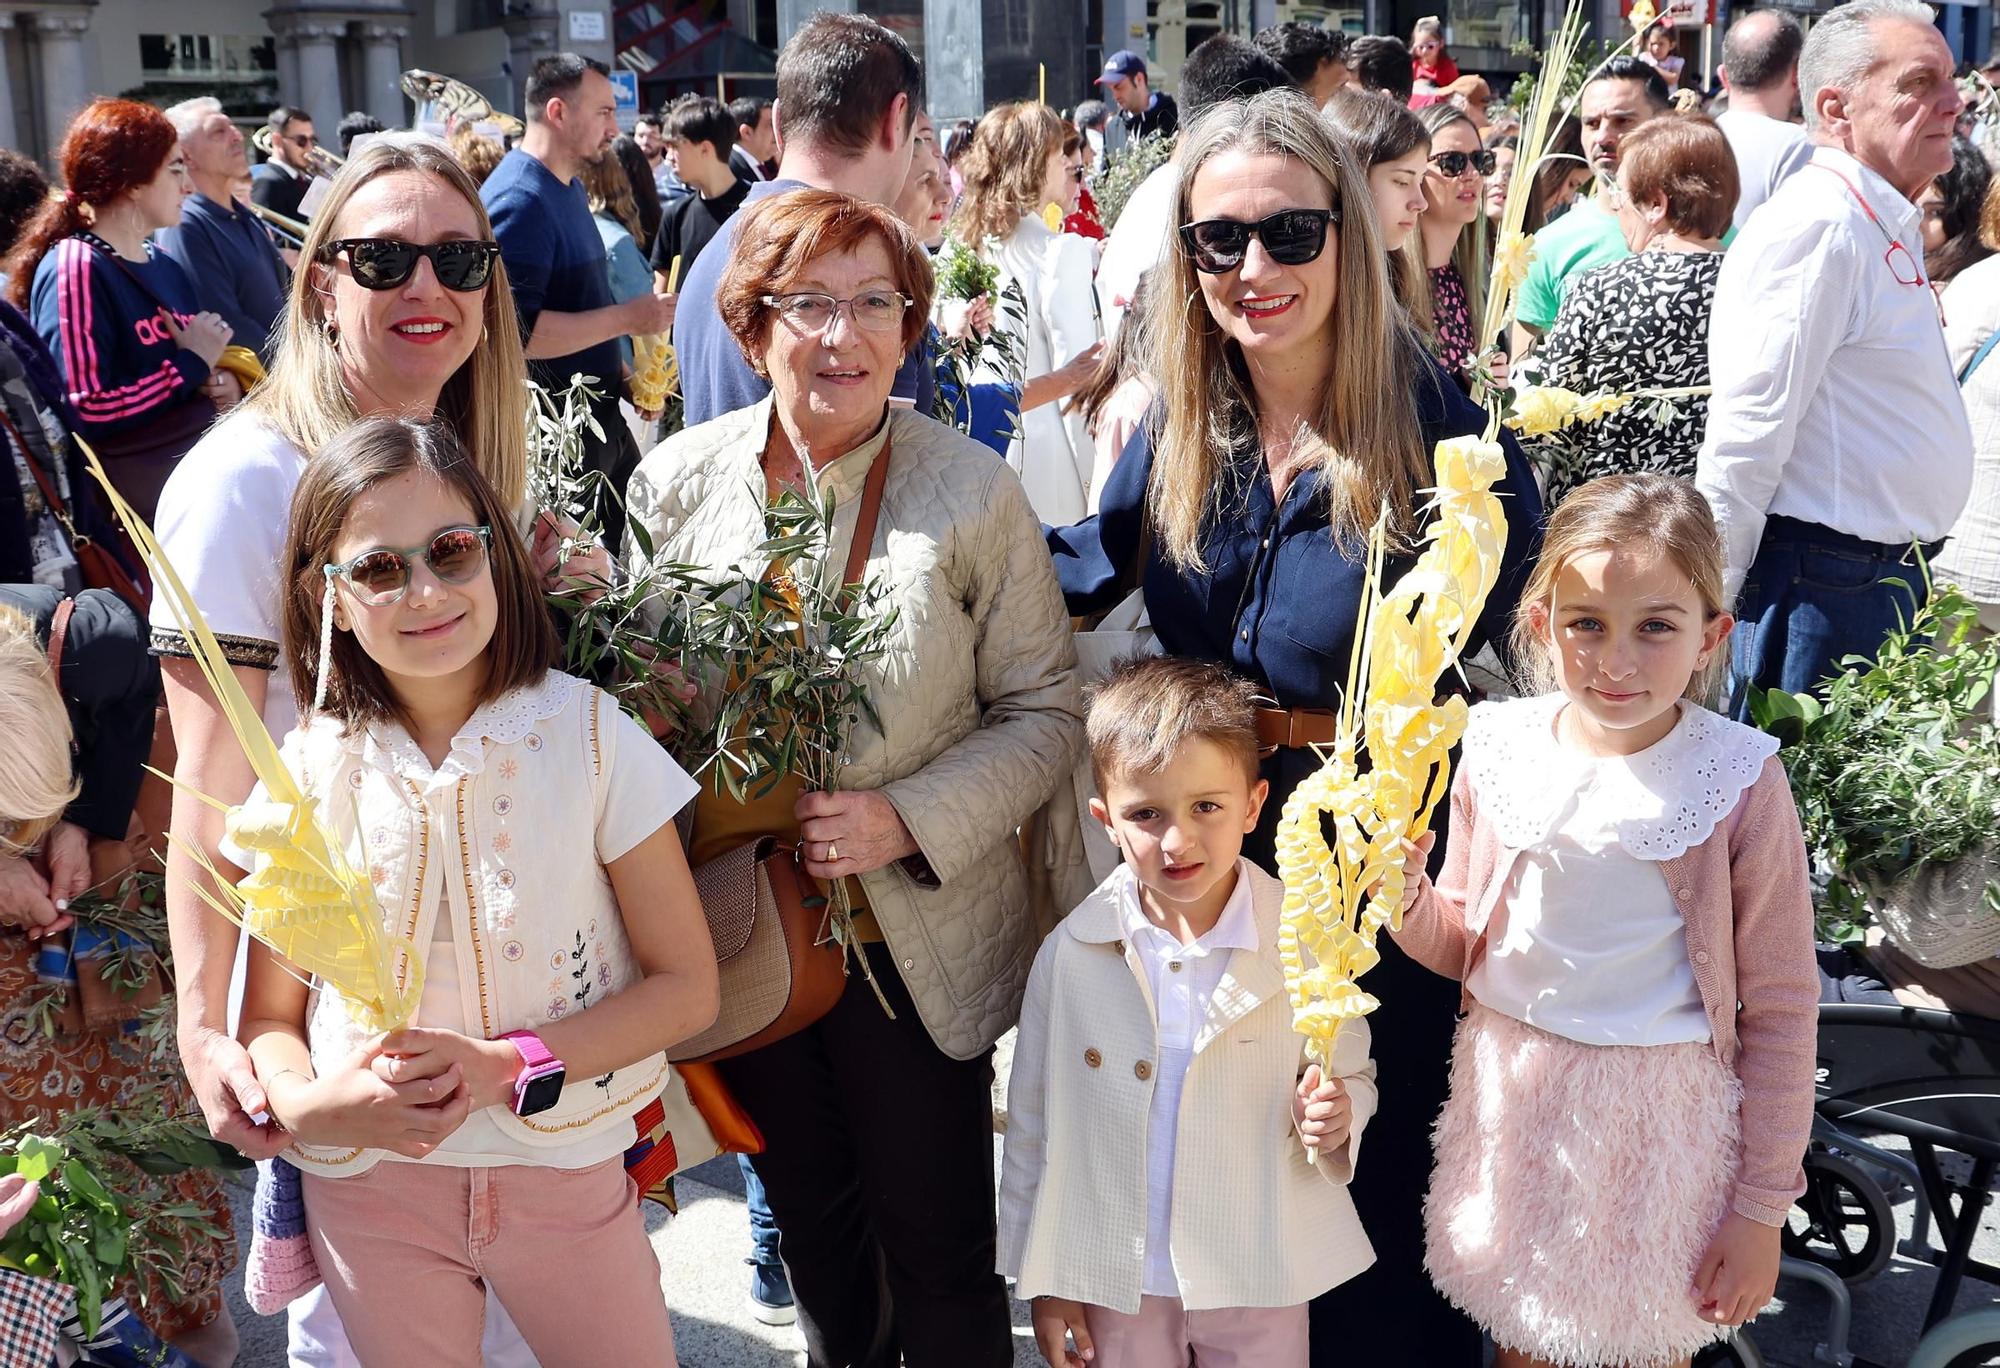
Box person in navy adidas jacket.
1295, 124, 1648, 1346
2, 98, 233, 520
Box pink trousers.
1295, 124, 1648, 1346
1083, 1296, 1309, 1368
300, 1157, 675, 1367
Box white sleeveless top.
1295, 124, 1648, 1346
1463, 695, 1778, 1048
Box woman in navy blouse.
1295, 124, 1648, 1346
1047, 89, 1542, 1367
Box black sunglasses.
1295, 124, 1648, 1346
1430, 149, 1499, 178
1178, 208, 1337, 274
319, 238, 501, 292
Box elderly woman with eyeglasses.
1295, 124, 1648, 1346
1047, 88, 1543, 1368
624, 188, 1083, 1368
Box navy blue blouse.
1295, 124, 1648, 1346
1047, 354, 1545, 861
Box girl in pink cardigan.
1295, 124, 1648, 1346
1395, 473, 1819, 1368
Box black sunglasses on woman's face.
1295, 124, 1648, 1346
318, 238, 501, 292
1178, 208, 1338, 274
1429, 149, 1498, 178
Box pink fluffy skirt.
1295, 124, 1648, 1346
1424, 1001, 1744, 1368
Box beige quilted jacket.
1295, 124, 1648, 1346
624, 398, 1087, 1060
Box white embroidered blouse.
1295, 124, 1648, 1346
243, 671, 698, 1177
1461, 694, 1780, 1048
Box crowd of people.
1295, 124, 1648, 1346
0, 1, 1992, 1366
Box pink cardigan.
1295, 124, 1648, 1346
1398, 753, 1820, 1227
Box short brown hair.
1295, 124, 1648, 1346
1618, 112, 1739, 241
776, 13, 922, 156
1087, 656, 1263, 794
716, 189, 935, 376
283, 416, 557, 733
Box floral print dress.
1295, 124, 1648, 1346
1527, 251, 1723, 509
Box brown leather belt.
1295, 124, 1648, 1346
1254, 705, 1340, 756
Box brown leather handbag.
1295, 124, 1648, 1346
669, 438, 893, 1063
0, 406, 149, 608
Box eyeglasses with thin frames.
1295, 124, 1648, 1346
1815, 163, 1926, 288
761, 291, 914, 335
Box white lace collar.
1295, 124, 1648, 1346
345, 670, 584, 788
1464, 693, 1778, 861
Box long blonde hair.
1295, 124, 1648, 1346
950, 102, 1072, 245
1511, 473, 1731, 704
1151, 88, 1427, 569
1416, 102, 1488, 350
247, 134, 528, 512
0, 608, 81, 857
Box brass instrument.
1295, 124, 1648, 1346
250, 123, 345, 179
243, 199, 310, 250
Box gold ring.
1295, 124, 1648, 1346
827, 842, 839, 862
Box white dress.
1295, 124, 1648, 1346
976, 215, 1101, 524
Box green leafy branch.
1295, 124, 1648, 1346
1751, 576, 2000, 938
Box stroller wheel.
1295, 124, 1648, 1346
1783, 1149, 1895, 1283
1693, 1331, 1767, 1367
1907, 1307, 2000, 1368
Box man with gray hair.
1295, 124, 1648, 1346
155, 97, 288, 363
1715, 11, 1812, 229
1697, 0, 1971, 712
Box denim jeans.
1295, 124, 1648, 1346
741, 1153, 781, 1267
1728, 516, 1934, 719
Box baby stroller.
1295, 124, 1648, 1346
1698, 1004, 2000, 1368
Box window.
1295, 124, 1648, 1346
139, 33, 275, 81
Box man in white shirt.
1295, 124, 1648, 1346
1696, 0, 1972, 714
1715, 10, 1813, 231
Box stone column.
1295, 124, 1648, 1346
276, 33, 300, 108
290, 21, 345, 142
33, 8, 94, 152
925, 0, 983, 122
357, 22, 408, 128
0, 14, 19, 161
501, 4, 560, 117
777, 0, 849, 48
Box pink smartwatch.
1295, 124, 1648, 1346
499, 1029, 566, 1117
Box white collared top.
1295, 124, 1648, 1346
1697, 145, 1973, 601
1460, 695, 1778, 1047
1115, 862, 1258, 1296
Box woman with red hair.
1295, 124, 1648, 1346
3, 98, 234, 519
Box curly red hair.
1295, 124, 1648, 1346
3, 98, 179, 308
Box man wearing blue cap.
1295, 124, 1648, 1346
1098, 50, 1179, 141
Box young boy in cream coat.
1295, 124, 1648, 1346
999, 657, 1378, 1367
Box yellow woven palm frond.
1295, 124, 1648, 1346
77, 438, 422, 1032
1275, 435, 1509, 1070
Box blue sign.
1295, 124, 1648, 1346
610, 69, 639, 116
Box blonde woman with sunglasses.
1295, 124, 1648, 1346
150, 133, 599, 1368
1046, 87, 1544, 1368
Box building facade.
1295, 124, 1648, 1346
0, 0, 632, 163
